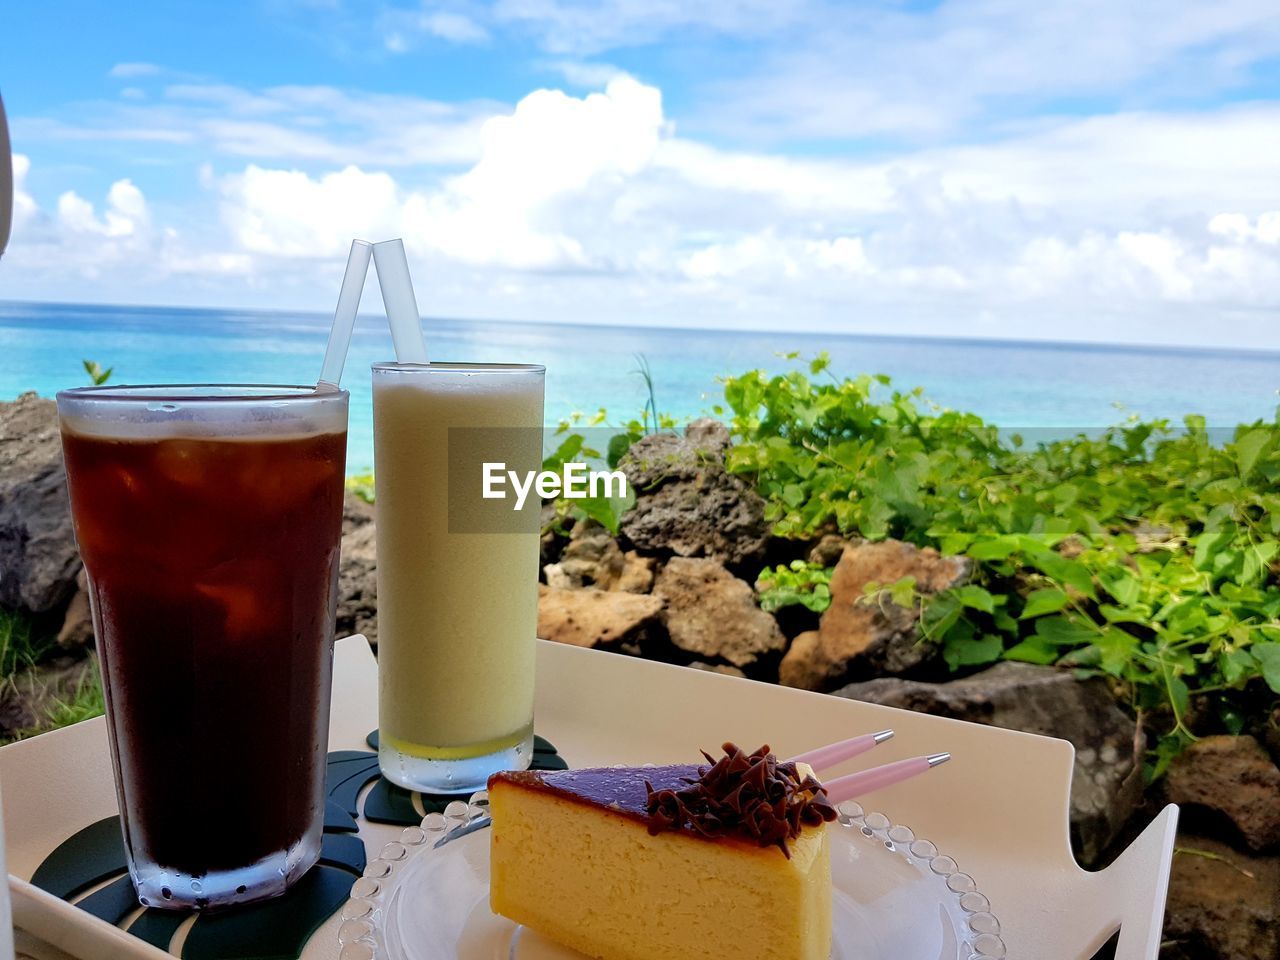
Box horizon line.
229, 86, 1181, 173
3, 296, 1280, 362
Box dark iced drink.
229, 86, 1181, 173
56, 384, 348, 910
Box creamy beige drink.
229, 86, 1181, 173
372, 362, 544, 793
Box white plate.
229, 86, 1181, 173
335, 794, 1008, 960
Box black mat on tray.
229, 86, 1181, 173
30, 733, 566, 959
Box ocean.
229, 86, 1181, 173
3, 300, 1279, 474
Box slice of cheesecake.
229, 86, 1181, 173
488, 744, 835, 960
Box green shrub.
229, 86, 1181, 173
346, 473, 375, 504
721, 354, 1280, 776
756, 560, 834, 613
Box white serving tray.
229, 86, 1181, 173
1, 636, 1176, 959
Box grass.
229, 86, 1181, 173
0, 606, 52, 681
45, 661, 105, 729
0, 606, 103, 743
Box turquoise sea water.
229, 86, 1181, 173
3, 300, 1279, 474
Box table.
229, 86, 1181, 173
2, 636, 1178, 959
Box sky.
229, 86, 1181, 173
2, 0, 1280, 347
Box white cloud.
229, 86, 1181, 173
217, 76, 665, 270
380, 5, 490, 50
4, 159, 253, 291
16, 84, 498, 169
10, 74, 1280, 346
420, 11, 489, 42
366, 0, 1280, 143
542, 59, 626, 88
204, 78, 1280, 333
56, 179, 151, 240
10, 154, 38, 236
689, 0, 1280, 142
221, 165, 402, 257
109, 62, 163, 78
1209, 212, 1280, 245
490, 0, 805, 55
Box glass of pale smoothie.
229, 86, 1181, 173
372, 361, 545, 793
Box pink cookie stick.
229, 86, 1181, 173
823, 753, 951, 805
788, 729, 894, 774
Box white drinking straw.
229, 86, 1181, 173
372, 238, 429, 364
318, 239, 373, 389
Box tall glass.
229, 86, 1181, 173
372, 362, 544, 793
56, 384, 349, 910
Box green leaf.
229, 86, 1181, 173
888, 576, 917, 609
951, 584, 995, 614
967, 536, 1020, 561
942, 631, 1004, 670
1234, 428, 1269, 480
1193, 530, 1234, 571
1166, 674, 1191, 721
1221, 648, 1258, 686
1252, 643, 1280, 694
1004, 635, 1060, 665
1147, 731, 1193, 781
606, 433, 634, 469
1034, 616, 1098, 647
1020, 588, 1070, 619
542, 434, 585, 473
1095, 627, 1138, 677
993, 608, 1019, 634
1026, 550, 1096, 598
920, 595, 962, 640
1104, 571, 1142, 607
1219, 705, 1246, 736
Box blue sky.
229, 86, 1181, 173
3, 0, 1280, 346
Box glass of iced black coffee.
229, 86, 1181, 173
56, 384, 348, 910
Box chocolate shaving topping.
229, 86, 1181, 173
643, 742, 838, 858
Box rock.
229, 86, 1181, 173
537, 585, 664, 650
539, 502, 568, 567
653, 557, 786, 671
832, 662, 1143, 866
56, 568, 93, 649
779, 631, 822, 687
0, 393, 81, 614
1132, 521, 1173, 554
1163, 834, 1280, 960
0, 653, 99, 736
1166, 736, 1280, 852
779, 540, 971, 690
615, 551, 656, 594
807, 535, 851, 567
686, 661, 747, 679
683, 417, 732, 453
1264, 707, 1280, 765
543, 526, 625, 590
336, 500, 378, 647
342, 491, 374, 535
619, 419, 768, 566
